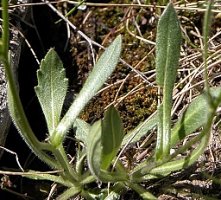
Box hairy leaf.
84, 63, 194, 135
156, 3, 181, 87
73, 118, 90, 144
171, 87, 221, 146
155, 3, 182, 160
23, 170, 73, 187
54, 35, 122, 145
35, 49, 68, 134
87, 120, 102, 179
56, 186, 81, 200
101, 106, 124, 170
8, 86, 58, 168
86, 112, 127, 182
104, 191, 120, 200
132, 87, 221, 180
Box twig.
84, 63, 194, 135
0, 146, 24, 172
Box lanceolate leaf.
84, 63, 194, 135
104, 191, 120, 200
86, 110, 127, 182
155, 3, 182, 161
156, 3, 181, 87
171, 87, 221, 146
87, 107, 124, 174
35, 49, 68, 134
73, 118, 90, 144
54, 36, 122, 145
101, 106, 124, 170
133, 87, 221, 180
87, 120, 102, 179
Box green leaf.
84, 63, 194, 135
156, 3, 181, 87
56, 186, 81, 200
101, 106, 124, 170
0, 39, 4, 56
104, 191, 120, 200
73, 118, 91, 144
54, 35, 122, 145
121, 111, 157, 146
132, 87, 221, 180
23, 170, 73, 187
171, 87, 221, 146
128, 183, 157, 200
87, 120, 102, 179
155, 3, 182, 161
75, 150, 87, 175
35, 49, 68, 134
86, 111, 127, 182
7, 85, 58, 168
139, 110, 215, 180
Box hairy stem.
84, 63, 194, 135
1, 0, 58, 169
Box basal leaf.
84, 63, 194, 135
144, 88, 221, 178
87, 120, 102, 179
73, 118, 90, 144
131, 88, 221, 180
56, 187, 81, 200
101, 106, 124, 170
104, 191, 120, 200
54, 35, 122, 144
35, 49, 68, 134
156, 3, 181, 87
86, 113, 127, 182
171, 87, 221, 146
8, 85, 58, 168
155, 3, 182, 161
23, 170, 73, 187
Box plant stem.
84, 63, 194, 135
1, 0, 58, 169
132, 99, 219, 181
53, 144, 79, 183
127, 182, 157, 200
2, 0, 9, 60
22, 170, 74, 187
203, 0, 214, 101
56, 186, 81, 200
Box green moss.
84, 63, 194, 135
69, 1, 157, 131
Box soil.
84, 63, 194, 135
1, 1, 221, 199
